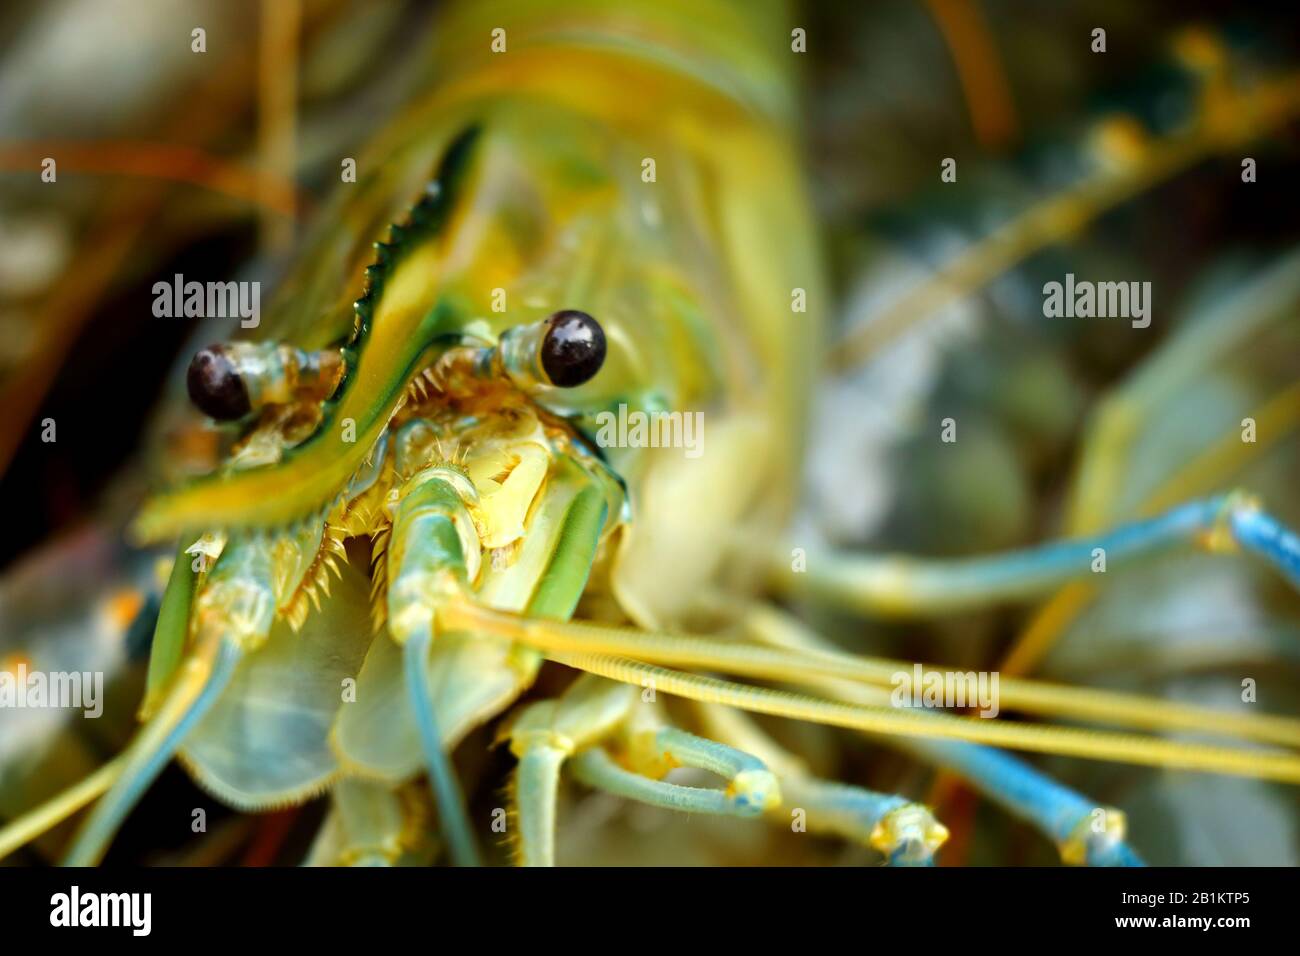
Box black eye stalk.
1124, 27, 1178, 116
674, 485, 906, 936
189, 313, 605, 421
302, 308, 605, 412
456, 309, 605, 395
540, 309, 606, 387
187, 346, 251, 421
186, 342, 343, 421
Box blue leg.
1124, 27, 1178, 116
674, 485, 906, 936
387, 469, 483, 867
64, 639, 243, 866
404, 626, 481, 867
1230, 506, 1300, 590
785, 493, 1300, 615
908, 739, 1143, 866
779, 775, 949, 866
64, 535, 275, 866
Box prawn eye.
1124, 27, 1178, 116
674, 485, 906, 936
541, 309, 606, 387
187, 345, 250, 420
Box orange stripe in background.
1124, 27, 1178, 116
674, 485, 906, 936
924, 0, 1020, 150
0, 140, 301, 216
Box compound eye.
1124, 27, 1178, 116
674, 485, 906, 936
186, 345, 251, 420
540, 310, 606, 387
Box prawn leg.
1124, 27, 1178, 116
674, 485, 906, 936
306, 778, 410, 867
780, 776, 949, 867
740, 611, 1143, 865
695, 704, 948, 866
774, 492, 1300, 617
439, 602, 1300, 771
0, 758, 125, 862
569, 729, 779, 819
511, 683, 780, 864
383, 448, 613, 867
501, 472, 625, 867
63, 536, 276, 865
508, 676, 635, 867
906, 740, 1141, 866
385, 465, 485, 867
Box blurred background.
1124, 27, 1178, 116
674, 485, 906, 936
1, 0, 1298, 864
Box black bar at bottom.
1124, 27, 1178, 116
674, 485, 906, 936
0, 866, 1287, 942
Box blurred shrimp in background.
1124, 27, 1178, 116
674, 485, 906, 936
0, 0, 1298, 866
